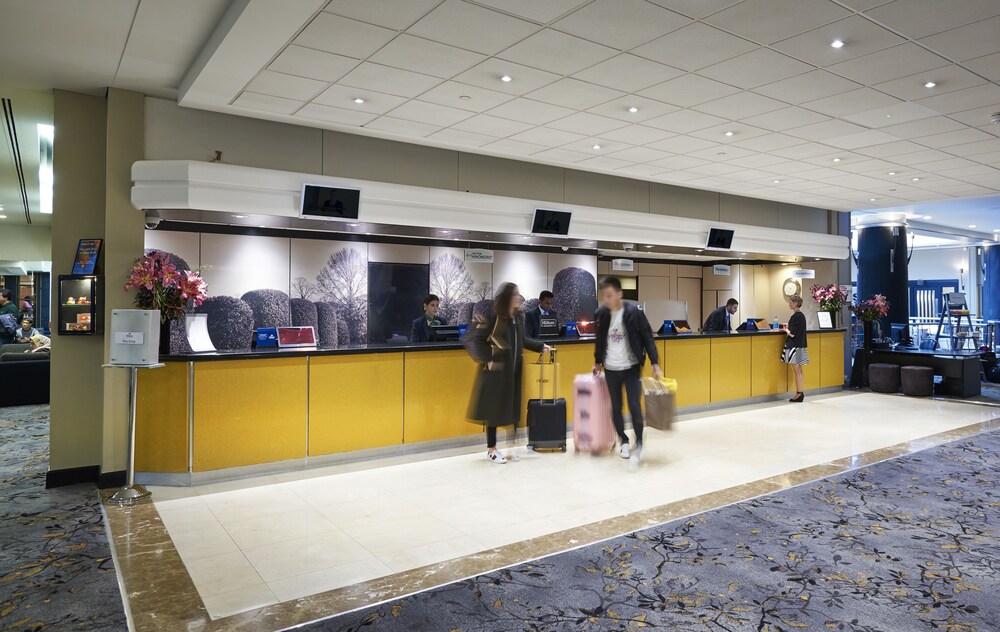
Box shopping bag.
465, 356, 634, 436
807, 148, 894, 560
642, 376, 676, 431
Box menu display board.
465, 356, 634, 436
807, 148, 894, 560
72, 239, 102, 275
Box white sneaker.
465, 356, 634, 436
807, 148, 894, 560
488, 450, 507, 464
507, 450, 521, 462
628, 446, 642, 472
619, 443, 632, 459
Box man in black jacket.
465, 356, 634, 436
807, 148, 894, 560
702, 298, 739, 333
593, 277, 662, 467
525, 290, 556, 338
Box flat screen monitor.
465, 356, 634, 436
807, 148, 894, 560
891, 322, 913, 345
431, 324, 460, 341
531, 208, 572, 236
539, 316, 559, 337
277, 326, 317, 348
300, 184, 360, 220
706, 228, 734, 250
672, 320, 692, 333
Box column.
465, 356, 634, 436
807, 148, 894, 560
984, 245, 1000, 321
856, 225, 909, 335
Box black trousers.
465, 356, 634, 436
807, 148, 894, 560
605, 365, 644, 446
486, 425, 515, 448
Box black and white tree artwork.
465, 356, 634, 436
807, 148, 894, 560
474, 280, 494, 301
292, 276, 316, 300
315, 247, 368, 342
429, 253, 475, 322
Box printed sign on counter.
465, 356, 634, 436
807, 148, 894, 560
115, 331, 144, 345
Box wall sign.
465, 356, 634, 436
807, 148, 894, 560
114, 331, 144, 345
792, 269, 816, 279
611, 258, 634, 272
712, 264, 731, 276
464, 248, 494, 263
72, 238, 102, 275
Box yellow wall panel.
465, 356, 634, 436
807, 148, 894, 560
751, 334, 788, 397
135, 362, 189, 473
404, 350, 482, 443
787, 335, 821, 391
193, 358, 307, 471
819, 332, 846, 388
309, 354, 403, 456
711, 337, 751, 402
663, 338, 711, 406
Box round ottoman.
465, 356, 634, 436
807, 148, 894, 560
869, 363, 900, 393
901, 366, 934, 397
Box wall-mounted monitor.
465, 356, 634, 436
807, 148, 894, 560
706, 228, 734, 250
300, 184, 360, 220
531, 208, 572, 236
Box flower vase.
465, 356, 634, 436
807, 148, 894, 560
159, 319, 171, 356
862, 320, 874, 349
824, 310, 838, 328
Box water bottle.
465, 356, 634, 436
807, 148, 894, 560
773, 316, 780, 330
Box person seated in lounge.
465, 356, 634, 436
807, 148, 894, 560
14, 318, 40, 343
410, 294, 447, 342
27, 333, 51, 354
702, 298, 738, 333
525, 290, 557, 338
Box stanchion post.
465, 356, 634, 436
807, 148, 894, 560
108, 365, 152, 505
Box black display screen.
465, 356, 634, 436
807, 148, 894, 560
367, 262, 429, 344
707, 228, 735, 250
301, 184, 361, 220
531, 209, 572, 235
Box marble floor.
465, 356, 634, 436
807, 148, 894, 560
131, 391, 1000, 622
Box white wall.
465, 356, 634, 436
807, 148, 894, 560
908, 248, 966, 282
0, 225, 51, 261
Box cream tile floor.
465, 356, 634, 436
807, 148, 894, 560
149, 392, 998, 619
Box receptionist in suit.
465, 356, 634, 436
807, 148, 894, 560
702, 298, 738, 333
411, 294, 447, 342
525, 290, 556, 338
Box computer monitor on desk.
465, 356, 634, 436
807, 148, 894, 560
736, 318, 769, 332
891, 322, 914, 347
430, 324, 460, 341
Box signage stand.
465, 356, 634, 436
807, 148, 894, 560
102, 363, 164, 505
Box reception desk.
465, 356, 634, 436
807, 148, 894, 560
135, 330, 845, 483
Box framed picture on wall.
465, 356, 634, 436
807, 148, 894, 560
817, 311, 834, 329
72, 239, 103, 275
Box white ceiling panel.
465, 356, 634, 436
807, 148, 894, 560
841, 102, 938, 128
853, 140, 927, 157
531, 147, 592, 163
245, 70, 327, 101
425, 128, 498, 147
731, 133, 807, 152
648, 155, 711, 170
945, 138, 1000, 156
586, 96, 679, 123
947, 105, 1000, 127
323, 0, 440, 30
824, 129, 899, 149
916, 84, 1000, 115
617, 163, 670, 177
546, 112, 628, 136
642, 109, 728, 134
785, 119, 869, 142
689, 122, 770, 143
312, 84, 407, 114
363, 116, 441, 137
825, 43, 949, 85
647, 0, 743, 19
770, 143, 841, 159
693, 92, 787, 119
911, 156, 980, 172
881, 116, 967, 139
802, 88, 901, 117
964, 52, 1000, 82
606, 145, 676, 163
294, 13, 395, 59
481, 138, 547, 155
888, 148, 954, 165
914, 128, 996, 149
407, 0, 540, 55
631, 23, 758, 71
486, 98, 576, 125
753, 70, 862, 104
232, 91, 303, 115
295, 102, 378, 126
646, 135, 720, 153
268, 45, 359, 82
864, 0, 1000, 39
561, 137, 629, 154
575, 155, 636, 170
452, 113, 533, 137
337, 62, 442, 98
743, 107, 831, 132
526, 78, 624, 110
697, 48, 814, 89
368, 34, 486, 78
770, 15, 905, 66
471, 0, 590, 24
552, 0, 690, 50
872, 65, 986, 101
388, 99, 475, 126
600, 125, 676, 145
724, 153, 790, 168
637, 73, 741, 107
452, 59, 560, 96
418, 81, 515, 112
703, 0, 852, 44
686, 145, 755, 161
572, 54, 684, 93
510, 127, 585, 147
496, 29, 617, 75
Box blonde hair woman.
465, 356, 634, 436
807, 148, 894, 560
782, 295, 808, 403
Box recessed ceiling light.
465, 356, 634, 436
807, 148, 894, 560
353, 97, 365, 104
0, 215, 7, 219
832, 157, 841, 162
628, 106, 639, 113
695, 248, 703, 252
441, 230, 451, 234
592, 144, 601, 150
993, 228, 1000, 233
888, 171, 896, 175
724, 131, 734, 137
740, 252, 747, 255
453, 237, 460, 241
519, 235, 529, 239
500, 74, 512, 82
349, 223, 358, 227
232, 214, 246, 219
924, 81, 936, 88
969, 224, 977, 228
644, 245, 653, 248
869, 198, 877, 202
459, 95, 471, 100
773, 179, 781, 183
912, 177, 920, 181
831, 39, 845, 48
924, 215, 932, 219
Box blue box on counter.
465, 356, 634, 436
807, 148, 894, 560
565, 322, 578, 336
255, 327, 278, 347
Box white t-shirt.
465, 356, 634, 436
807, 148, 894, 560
604, 308, 637, 370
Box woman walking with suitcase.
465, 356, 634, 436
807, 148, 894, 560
465, 282, 551, 464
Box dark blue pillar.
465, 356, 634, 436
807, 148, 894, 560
984, 245, 1000, 321
857, 225, 909, 335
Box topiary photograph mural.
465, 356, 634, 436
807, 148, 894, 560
195, 296, 254, 350
241, 289, 291, 330
552, 266, 598, 322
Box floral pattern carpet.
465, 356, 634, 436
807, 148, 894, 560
316, 429, 1000, 632
0, 405, 127, 631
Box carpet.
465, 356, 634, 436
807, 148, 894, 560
0, 405, 128, 631
310, 429, 1000, 632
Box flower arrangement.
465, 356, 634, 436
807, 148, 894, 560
124, 250, 207, 323
850, 293, 890, 322
810, 283, 848, 313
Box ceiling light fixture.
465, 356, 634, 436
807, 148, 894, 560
831, 39, 845, 48
592, 144, 601, 150
644, 245, 653, 248
724, 131, 734, 137
833, 157, 841, 162
459, 95, 471, 100
924, 81, 936, 88
912, 177, 920, 181
993, 229, 1000, 233
232, 214, 246, 219
0, 215, 7, 219
924, 215, 932, 219
888, 171, 896, 175
969, 224, 977, 228
628, 106, 639, 113
353, 97, 365, 104
869, 198, 877, 202
773, 179, 781, 183
349, 223, 358, 227
500, 74, 512, 82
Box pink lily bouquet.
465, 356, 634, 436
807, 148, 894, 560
810, 283, 848, 313
124, 250, 207, 323
850, 294, 890, 322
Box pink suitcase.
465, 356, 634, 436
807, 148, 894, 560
573, 373, 617, 455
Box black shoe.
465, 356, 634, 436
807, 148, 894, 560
789, 392, 804, 403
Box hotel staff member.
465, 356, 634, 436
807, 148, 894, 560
525, 290, 556, 338
702, 298, 739, 333
410, 294, 447, 342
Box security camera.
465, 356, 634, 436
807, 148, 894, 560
622, 243, 634, 252
991, 112, 1000, 125
561, 246, 569, 252
144, 214, 162, 229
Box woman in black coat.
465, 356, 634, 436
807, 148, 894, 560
465, 283, 551, 464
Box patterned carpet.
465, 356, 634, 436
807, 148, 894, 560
0, 405, 128, 631
314, 429, 1000, 632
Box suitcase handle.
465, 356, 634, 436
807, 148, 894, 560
535, 348, 558, 403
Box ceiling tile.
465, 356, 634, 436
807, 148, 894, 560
425, 128, 498, 147
841, 102, 939, 128
873, 65, 986, 102
573, 54, 684, 93
703, 0, 851, 44
452, 114, 533, 137
388, 100, 475, 126
937, 164, 998, 178
824, 129, 899, 149
916, 84, 1000, 115
323, 0, 440, 30
685, 161, 745, 175
801, 88, 900, 117
648, 154, 711, 170
770, 143, 839, 159
546, 112, 628, 136
913, 156, 981, 172
827, 157, 897, 173
471, 0, 590, 24
642, 109, 728, 133
606, 146, 676, 163
486, 98, 575, 125
881, 116, 967, 139
509, 127, 586, 146
964, 52, 1000, 82
295, 102, 378, 126
864, 0, 1000, 39
686, 145, 755, 161
407, 0, 539, 55
552, 0, 691, 49
232, 92, 304, 115
693, 92, 787, 119
363, 116, 440, 137
853, 139, 927, 157
575, 156, 636, 170
825, 43, 948, 85
771, 15, 905, 66
647, 0, 743, 19
337, 63, 442, 98
732, 133, 807, 152
724, 153, 791, 168
947, 104, 1000, 127
637, 74, 741, 108
697, 48, 813, 89
600, 124, 676, 145
945, 137, 1000, 156
481, 138, 547, 155
294, 13, 395, 59
919, 16, 1000, 61
688, 122, 770, 143
914, 128, 995, 148
561, 137, 630, 154
646, 135, 720, 153
313, 85, 407, 114
632, 23, 758, 71
452, 59, 560, 96
418, 81, 515, 112
245, 70, 326, 101
497, 29, 617, 75
368, 34, 486, 78
586, 96, 679, 123
743, 107, 831, 131
269, 45, 358, 82
617, 163, 671, 177
785, 119, 868, 141
532, 147, 592, 162
525, 78, 624, 110
753, 70, 862, 104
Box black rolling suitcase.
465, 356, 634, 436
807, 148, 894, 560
526, 349, 567, 452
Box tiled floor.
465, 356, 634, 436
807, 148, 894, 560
148, 392, 999, 619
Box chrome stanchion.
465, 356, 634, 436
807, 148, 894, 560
103, 363, 164, 505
